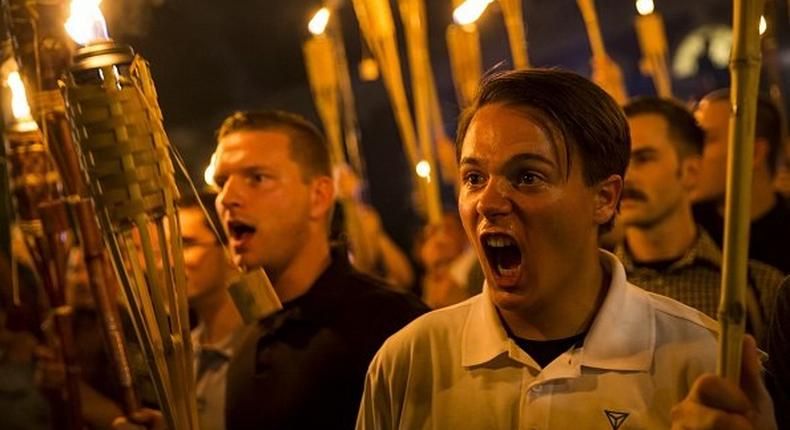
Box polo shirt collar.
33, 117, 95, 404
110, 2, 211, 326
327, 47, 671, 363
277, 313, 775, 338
461, 251, 655, 372
580, 251, 654, 371
461, 285, 511, 367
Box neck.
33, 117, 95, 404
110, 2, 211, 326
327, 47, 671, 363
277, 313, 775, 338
194, 291, 242, 345
500, 240, 607, 340
272, 232, 331, 303
625, 205, 697, 262
717, 169, 777, 220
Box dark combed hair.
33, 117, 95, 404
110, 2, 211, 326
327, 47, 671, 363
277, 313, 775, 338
702, 89, 786, 176
455, 68, 631, 232
217, 110, 331, 181
624, 96, 704, 157
179, 191, 227, 245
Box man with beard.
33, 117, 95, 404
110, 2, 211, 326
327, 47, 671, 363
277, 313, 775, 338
692, 90, 790, 274
616, 97, 782, 343
355, 69, 749, 429
211, 110, 426, 430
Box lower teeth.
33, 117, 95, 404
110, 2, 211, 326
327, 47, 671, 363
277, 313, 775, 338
497, 264, 519, 277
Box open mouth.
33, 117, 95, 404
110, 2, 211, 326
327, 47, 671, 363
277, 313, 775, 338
481, 233, 522, 281
227, 220, 256, 243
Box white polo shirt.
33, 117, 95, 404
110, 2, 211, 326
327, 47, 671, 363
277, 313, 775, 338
357, 251, 719, 430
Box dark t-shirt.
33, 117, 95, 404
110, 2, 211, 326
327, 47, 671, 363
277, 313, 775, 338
693, 197, 790, 274
225, 249, 427, 430
513, 332, 587, 369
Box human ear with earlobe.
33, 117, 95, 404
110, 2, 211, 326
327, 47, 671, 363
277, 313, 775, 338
593, 174, 623, 226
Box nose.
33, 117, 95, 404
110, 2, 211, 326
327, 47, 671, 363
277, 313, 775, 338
476, 176, 513, 219
217, 175, 243, 212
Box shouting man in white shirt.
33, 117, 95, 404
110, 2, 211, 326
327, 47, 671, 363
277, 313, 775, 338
356, 69, 728, 429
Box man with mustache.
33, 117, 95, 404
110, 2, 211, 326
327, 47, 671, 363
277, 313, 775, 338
211, 110, 426, 430
616, 97, 782, 343
355, 69, 765, 429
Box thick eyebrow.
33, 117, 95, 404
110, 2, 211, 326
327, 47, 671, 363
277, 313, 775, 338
505, 153, 557, 169
631, 147, 658, 158
459, 153, 557, 168
459, 156, 482, 167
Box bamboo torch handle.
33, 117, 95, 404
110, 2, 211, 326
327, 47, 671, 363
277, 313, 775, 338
717, 0, 764, 383
399, 0, 443, 224
576, 0, 607, 59
497, 0, 530, 69
73, 199, 141, 415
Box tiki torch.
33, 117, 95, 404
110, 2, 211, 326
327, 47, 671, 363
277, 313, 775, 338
304, 6, 378, 268
634, 0, 672, 98
398, 0, 442, 223
576, 0, 628, 104
59, 2, 197, 427
2, 0, 144, 423
1, 57, 84, 430
351, 0, 442, 223
447, 0, 484, 109
717, 0, 764, 383
497, 0, 529, 69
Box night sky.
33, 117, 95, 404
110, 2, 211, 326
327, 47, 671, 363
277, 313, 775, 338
103, 0, 789, 250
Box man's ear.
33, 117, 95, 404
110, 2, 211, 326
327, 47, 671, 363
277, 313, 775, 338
593, 174, 623, 226
309, 176, 336, 221
680, 155, 701, 192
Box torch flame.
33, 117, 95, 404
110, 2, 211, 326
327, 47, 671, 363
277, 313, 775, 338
759, 15, 767, 36
635, 0, 654, 16
7, 71, 33, 121
204, 153, 218, 187
64, 0, 110, 45
453, 0, 494, 26
416, 160, 431, 179
5, 71, 38, 131
308, 7, 331, 36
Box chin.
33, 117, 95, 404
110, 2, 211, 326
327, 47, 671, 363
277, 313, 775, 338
487, 283, 536, 312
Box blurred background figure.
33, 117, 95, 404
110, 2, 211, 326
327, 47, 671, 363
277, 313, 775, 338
692, 90, 790, 274
178, 191, 243, 430
774, 138, 790, 201
0, 234, 50, 430
334, 164, 415, 290
416, 212, 482, 309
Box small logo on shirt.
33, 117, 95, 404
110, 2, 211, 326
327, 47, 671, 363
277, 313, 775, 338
604, 410, 629, 429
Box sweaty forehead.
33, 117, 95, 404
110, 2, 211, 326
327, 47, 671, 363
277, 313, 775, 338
461, 104, 566, 169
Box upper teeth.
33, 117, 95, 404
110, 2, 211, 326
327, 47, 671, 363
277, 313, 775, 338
486, 236, 515, 248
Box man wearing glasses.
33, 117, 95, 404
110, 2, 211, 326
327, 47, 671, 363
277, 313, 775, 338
179, 191, 244, 430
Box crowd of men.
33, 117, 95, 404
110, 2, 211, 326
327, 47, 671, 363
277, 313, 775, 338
1, 68, 789, 430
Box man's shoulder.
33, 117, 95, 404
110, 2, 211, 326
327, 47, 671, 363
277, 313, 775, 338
637, 284, 719, 335
748, 259, 786, 286
376, 296, 477, 355
341, 270, 428, 314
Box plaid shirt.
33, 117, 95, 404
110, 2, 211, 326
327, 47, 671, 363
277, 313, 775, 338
616, 227, 784, 341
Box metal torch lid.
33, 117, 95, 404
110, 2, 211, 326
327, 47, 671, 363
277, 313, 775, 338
70, 40, 135, 71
